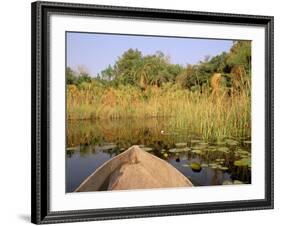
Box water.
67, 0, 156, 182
66, 118, 251, 192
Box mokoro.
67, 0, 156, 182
75, 145, 193, 192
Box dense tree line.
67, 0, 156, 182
66, 40, 251, 92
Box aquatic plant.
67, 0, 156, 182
67, 82, 250, 141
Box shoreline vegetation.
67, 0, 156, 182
67, 40, 251, 141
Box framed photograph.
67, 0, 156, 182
31, 1, 274, 224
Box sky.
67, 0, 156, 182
66, 32, 234, 77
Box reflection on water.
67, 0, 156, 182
66, 118, 251, 192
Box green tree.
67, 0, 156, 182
114, 48, 143, 85
176, 65, 196, 89
66, 66, 92, 85
66, 67, 77, 84
100, 65, 114, 81
226, 41, 251, 72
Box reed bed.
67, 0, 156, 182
67, 82, 251, 141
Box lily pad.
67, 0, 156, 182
209, 163, 218, 167
191, 145, 207, 150
234, 157, 251, 167
66, 147, 77, 151
190, 162, 202, 172
163, 153, 169, 158
218, 166, 229, 171
99, 144, 117, 151
216, 141, 226, 145
182, 164, 190, 168
234, 152, 240, 157
225, 139, 239, 146
191, 149, 203, 155
209, 163, 219, 169
217, 147, 230, 153
141, 147, 154, 152
215, 158, 225, 162
175, 143, 187, 148
190, 139, 201, 144
168, 147, 190, 153
222, 180, 233, 185
168, 148, 177, 153
237, 149, 250, 155
201, 163, 209, 168
198, 142, 209, 147
240, 155, 249, 159
234, 160, 244, 167
211, 165, 220, 169
243, 140, 251, 145
234, 180, 244, 184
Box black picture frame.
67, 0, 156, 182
31, 1, 274, 224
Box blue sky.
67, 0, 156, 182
66, 32, 233, 76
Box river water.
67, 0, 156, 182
66, 118, 251, 192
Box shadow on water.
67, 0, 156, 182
66, 118, 251, 192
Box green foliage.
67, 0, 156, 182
172, 41, 251, 92
114, 48, 143, 85
67, 40, 251, 93
98, 49, 184, 88
66, 67, 76, 85
175, 65, 196, 89
66, 66, 93, 86
190, 162, 202, 172
100, 65, 114, 81
227, 41, 251, 72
